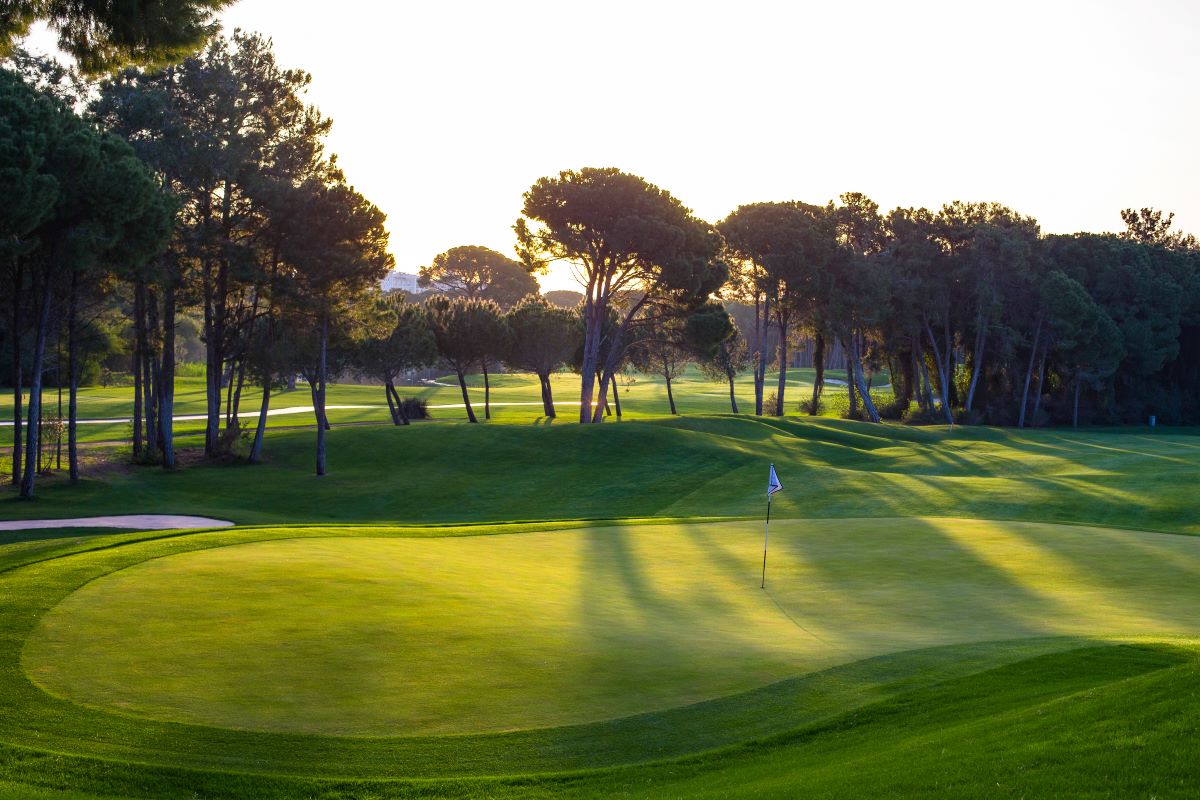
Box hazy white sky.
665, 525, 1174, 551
26, 1, 1200, 290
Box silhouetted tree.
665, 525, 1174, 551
517, 167, 727, 423
420, 245, 539, 309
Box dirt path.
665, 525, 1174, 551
0, 515, 234, 532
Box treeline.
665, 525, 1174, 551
508, 171, 1200, 429
719, 198, 1200, 427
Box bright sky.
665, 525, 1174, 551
23, 1, 1200, 291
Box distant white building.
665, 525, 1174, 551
381, 271, 421, 293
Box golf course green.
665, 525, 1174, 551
2, 393, 1200, 798
21, 519, 1200, 738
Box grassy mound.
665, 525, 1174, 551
4, 415, 1199, 535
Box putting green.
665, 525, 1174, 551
21, 519, 1200, 736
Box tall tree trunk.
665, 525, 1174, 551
160, 283, 176, 469
610, 373, 621, 418
305, 380, 329, 430
249, 379, 271, 463
1080, 376, 1089, 429
143, 285, 158, 457
775, 315, 788, 415
482, 360, 491, 420
755, 292, 771, 415
384, 381, 400, 425
664, 369, 677, 415
10, 259, 22, 486
598, 369, 612, 416
916, 338, 936, 412
590, 294, 648, 424
1031, 350, 1048, 424
388, 382, 409, 425
539, 373, 556, 418
207, 182, 233, 454
132, 282, 144, 458
844, 332, 881, 423
922, 317, 955, 424
19, 269, 53, 499
223, 356, 236, 426
847, 330, 859, 418
942, 317, 956, 409
965, 321, 987, 413
810, 331, 825, 415
578, 291, 603, 423
230, 356, 247, 428
728, 372, 739, 413
55, 359, 62, 471
203, 293, 219, 455
456, 367, 478, 423
315, 311, 329, 476
203, 265, 222, 456
1018, 314, 1044, 429
67, 272, 79, 481
228, 290, 257, 430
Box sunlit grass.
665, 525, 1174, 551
24, 518, 1200, 737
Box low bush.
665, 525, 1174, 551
901, 405, 948, 425
876, 399, 911, 421
823, 389, 895, 419
764, 392, 781, 416
797, 397, 824, 416
400, 397, 430, 420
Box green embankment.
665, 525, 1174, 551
3, 414, 1196, 535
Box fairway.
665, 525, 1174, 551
22, 519, 1200, 737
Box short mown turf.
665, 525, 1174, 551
4, 415, 1199, 536
1, 412, 1198, 798
21, 520, 1200, 737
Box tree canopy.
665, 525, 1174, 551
1, 0, 235, 73
419, 245, 539, 309
517, 167, 728, 422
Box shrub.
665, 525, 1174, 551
174, 362, 207, 378
763, 392, 781, 416
823, 388, 895, 419
876, 399, 910, 421
400, 397, 430, 420
901, 406, 946, 425
797, 397, 824, 416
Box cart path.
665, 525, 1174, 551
0, 515, 235, 531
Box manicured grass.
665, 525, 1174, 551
1, 407, 1198, 798
3, 415, 1197, 535
0, 366, 863, 445
23, 519, 1200, 738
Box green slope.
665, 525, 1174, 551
3, 414, 1197, 534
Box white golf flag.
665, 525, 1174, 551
767, 464, 782, 497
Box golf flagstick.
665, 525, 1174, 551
762, 464, 782, 588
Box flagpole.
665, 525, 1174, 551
761, 493, 771, 589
